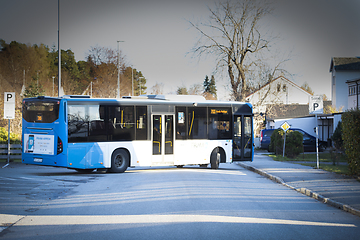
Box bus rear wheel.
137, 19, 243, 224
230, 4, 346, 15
210, 149, 220, 169
110, 149, 129, 173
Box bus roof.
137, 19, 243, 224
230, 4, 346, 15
24, 95, 252, 109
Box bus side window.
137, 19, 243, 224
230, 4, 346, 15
68, 105, 88, 143
188, 107, 207, 140
176, 107, 187, 139
136, 106, 147, 140
209, 108, 231, 140
88, 105, 107, 142
109, 106, 135, 141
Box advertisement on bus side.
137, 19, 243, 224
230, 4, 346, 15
24, 134, 55, 155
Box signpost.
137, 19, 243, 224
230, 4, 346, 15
309, 95, 324, 169
3, 92, 15, 168
280, 121, 290, 157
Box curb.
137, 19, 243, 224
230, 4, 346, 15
237, 162, 360, 218
0, 214, 24, 233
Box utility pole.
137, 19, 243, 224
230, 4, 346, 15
58, 0, 61, 97
117, 40, 124, 98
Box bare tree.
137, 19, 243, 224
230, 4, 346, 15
150, 83, 164, 95
87, 46, 127, 98
190, 0, 289, 101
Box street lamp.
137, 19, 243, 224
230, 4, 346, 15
117, 40, 124, 98
52, 76, 55, 96
132, 66, 134, 96
139, 77, 145, 96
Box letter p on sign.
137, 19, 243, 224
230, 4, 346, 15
4, 92, 15, 119
309, 95, 323, 114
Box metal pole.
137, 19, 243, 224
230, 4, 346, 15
316, 114, 319, 169
58, 0, 61, 97
282, 130, 286, 158
7, 119, 10, 164
116, 41, 124, 98
117, 41, 120, 98
52, 76, 55, 96
132, 67, 134, 96
2, 119, 10, 168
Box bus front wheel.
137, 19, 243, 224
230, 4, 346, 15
210, 149, 220, 169
110, 149, 129, 173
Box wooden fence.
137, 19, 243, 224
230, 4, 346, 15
0, 144, 22, 161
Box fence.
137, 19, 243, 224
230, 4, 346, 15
0, 144, 22, 161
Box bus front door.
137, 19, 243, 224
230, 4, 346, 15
152, 114, 174, 165
233, 115, 253, 161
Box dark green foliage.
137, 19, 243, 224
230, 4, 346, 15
177, 87, 188, 95
269, 129, 283, 154
331, 121, 343, 150
342, 109, 360, 176
270, 129, 303, 158
204, 75, 217, 98
24, 81, 45, 98
285, 130, 303, 158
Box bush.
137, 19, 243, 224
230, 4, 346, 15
342, 109, 360, 176
285, 130, 304, 158
269, 129, 284, 154
332, 121, 343, 151
0, 127, 21, 144
269, 129, 303, 158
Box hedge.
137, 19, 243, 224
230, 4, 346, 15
342, 109, 360, 176
0, 127, 21, 144
269, 129, 303, 158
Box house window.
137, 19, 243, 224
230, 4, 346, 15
283, 84, 287, 92
349, 85, 356, 96
277, 84, 281, 92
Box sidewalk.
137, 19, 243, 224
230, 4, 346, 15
237, 152, 360, 217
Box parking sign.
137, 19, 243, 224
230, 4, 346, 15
4, 92, 15, 119
309, 95, 323, 114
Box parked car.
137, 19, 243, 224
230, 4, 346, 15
260, 129, 275, 150
260, 128, 327, 152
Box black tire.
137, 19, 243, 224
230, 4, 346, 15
210, 148, 220, 169
110, 149, 129, 173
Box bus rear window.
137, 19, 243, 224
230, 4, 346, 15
23, 100, 60, 123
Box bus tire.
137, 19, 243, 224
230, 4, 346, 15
210, 148, 220, 169
110, 149, 129, 173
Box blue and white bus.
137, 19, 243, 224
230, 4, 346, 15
22, 95, 253, 173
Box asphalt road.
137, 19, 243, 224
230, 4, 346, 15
1, 162, 360, 240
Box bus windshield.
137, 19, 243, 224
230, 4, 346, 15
23, 99, 60, 123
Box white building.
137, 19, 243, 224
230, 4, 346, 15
346, 79, 360, 110
330, 57, 360, 111
246, 76, 312, 113
330, 57, 360, 132
246, 76, 313, 137
267, 103, 333, 143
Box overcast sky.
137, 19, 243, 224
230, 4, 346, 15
1, 0, 359, 100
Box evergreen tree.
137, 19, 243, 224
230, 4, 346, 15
177, 86, 188, 95
203, 75, 217, 99
24, 81, 45, 98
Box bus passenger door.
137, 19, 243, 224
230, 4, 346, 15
233, 115, 253, 161
152, 114, 174, 165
